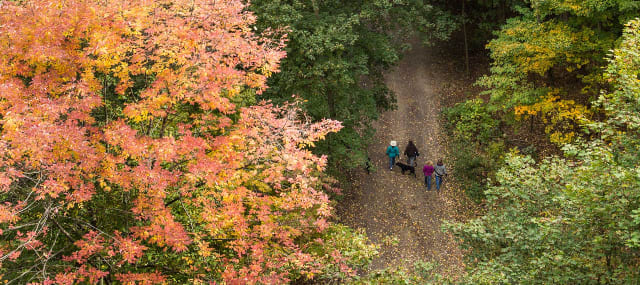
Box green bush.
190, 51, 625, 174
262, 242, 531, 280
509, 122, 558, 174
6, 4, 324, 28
443, 99, 502, 202
451, 142, 487, 202
443, 98, 497, 143
351, 261, 448, 284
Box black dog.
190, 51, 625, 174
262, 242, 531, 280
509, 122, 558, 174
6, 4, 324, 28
395, 162, 416, 177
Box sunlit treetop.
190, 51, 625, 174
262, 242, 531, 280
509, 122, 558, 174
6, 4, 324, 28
0, 1, 366, 284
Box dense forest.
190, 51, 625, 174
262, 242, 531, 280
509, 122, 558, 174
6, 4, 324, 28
444, 1, 640, 283
0, 0, 639, 284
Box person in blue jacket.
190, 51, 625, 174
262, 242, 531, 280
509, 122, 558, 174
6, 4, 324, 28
386, 140, 400, 170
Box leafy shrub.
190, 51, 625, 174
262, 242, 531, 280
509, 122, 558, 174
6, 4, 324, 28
443, 99, 501, 202
443, 98, 497, 143
305, 224, 379, 282
352, 261, 447, 284
451, 143, 488, 202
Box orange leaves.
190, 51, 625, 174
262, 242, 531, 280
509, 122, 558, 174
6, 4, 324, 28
0, 171, 14, 193
64, 231, 105, 264
103, 120, 148, 159
112, 0, 285, 120
113, 232, 147, 264
0, 204, 19, 225
115, 272, 166, 285
0, 0, 347, 283
40, 179, 68, 200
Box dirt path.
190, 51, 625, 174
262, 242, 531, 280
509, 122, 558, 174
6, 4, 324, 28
337, 44, 466, 277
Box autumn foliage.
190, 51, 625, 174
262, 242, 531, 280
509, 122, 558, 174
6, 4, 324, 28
0, 0, 372, 283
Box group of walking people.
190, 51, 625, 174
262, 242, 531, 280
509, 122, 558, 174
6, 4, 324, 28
385, 140, 447, 191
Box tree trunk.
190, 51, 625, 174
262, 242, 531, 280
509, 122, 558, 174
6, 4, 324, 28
311, 0, 319, 16
500, 0, 507, 23
327, 90, 336, 118
462, 0, 470, 77
160, 115, 169, 137
530, 115, 534, 133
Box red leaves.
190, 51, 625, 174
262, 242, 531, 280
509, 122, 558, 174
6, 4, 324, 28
0, 204, 18, 225
64, 231, 105, 264
51, 265, 108, 285
113, 232, 147, 264
0, 174, 11, 193
0, 0, 346, 283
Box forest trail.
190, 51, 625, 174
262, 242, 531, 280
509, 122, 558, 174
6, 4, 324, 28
337, 44, 466, 277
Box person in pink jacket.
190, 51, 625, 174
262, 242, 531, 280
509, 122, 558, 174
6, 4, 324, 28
423, 160, 435, 191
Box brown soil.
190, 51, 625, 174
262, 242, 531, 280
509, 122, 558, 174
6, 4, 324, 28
336, 43, 475, 278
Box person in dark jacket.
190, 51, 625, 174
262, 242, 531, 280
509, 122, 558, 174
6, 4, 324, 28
385, 140, 400, 170
404, 140, 419, 167
434, 159, 447, 191
423, 160, 435, 191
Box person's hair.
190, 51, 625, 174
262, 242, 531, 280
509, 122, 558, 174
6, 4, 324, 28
407, 140, 415, 147
427, 160, 433, 165
437, 159, 443, 165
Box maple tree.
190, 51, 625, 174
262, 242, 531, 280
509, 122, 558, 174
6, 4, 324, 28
0, 0, 376, 283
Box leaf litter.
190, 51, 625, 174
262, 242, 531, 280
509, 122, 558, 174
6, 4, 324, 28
336, 42, 480, 281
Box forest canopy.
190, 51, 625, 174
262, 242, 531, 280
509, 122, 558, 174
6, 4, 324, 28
447, 18, 640, 284
1, 0, 639, 284
0, 1, 376, 283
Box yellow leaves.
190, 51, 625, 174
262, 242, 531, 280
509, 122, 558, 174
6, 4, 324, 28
298, 141, 315, 148
181, 256, 194, 265
246, 179, 272, 193
150, 94, 171, 109
99, 159, 116, 178
492, 19, 594, 77
97, 179, 111, 191
123, 105, 150, 123
514, 105, 537, 116
306, 272, 315, 279
226, 87, 241, 98
222, 192, 240, 204
81, 69, 101, 92
550, 131, 575, 144
52, 139, 79, 161
515, 90, 591, 145
149, 235, 165, 247
259, 63, 274, 78
1, 117, 20, 133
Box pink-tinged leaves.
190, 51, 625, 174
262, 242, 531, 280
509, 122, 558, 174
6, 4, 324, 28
0, 0, 345, 283
113, 232, 147, 264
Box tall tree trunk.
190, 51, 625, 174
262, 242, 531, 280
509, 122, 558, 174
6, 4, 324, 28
160, 115, 169, 137
500, 0, 507, 23
327, 90, 336, 118
462, 0, 470, 77
311, 0, 319, 16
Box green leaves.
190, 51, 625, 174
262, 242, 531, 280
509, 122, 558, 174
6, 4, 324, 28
479, 13, 614, 110
353, 261, 447, 285
447, 19, 640, 284
250, 0, 456, 171
443, 98, 502, 201
444, 98, 497, 143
